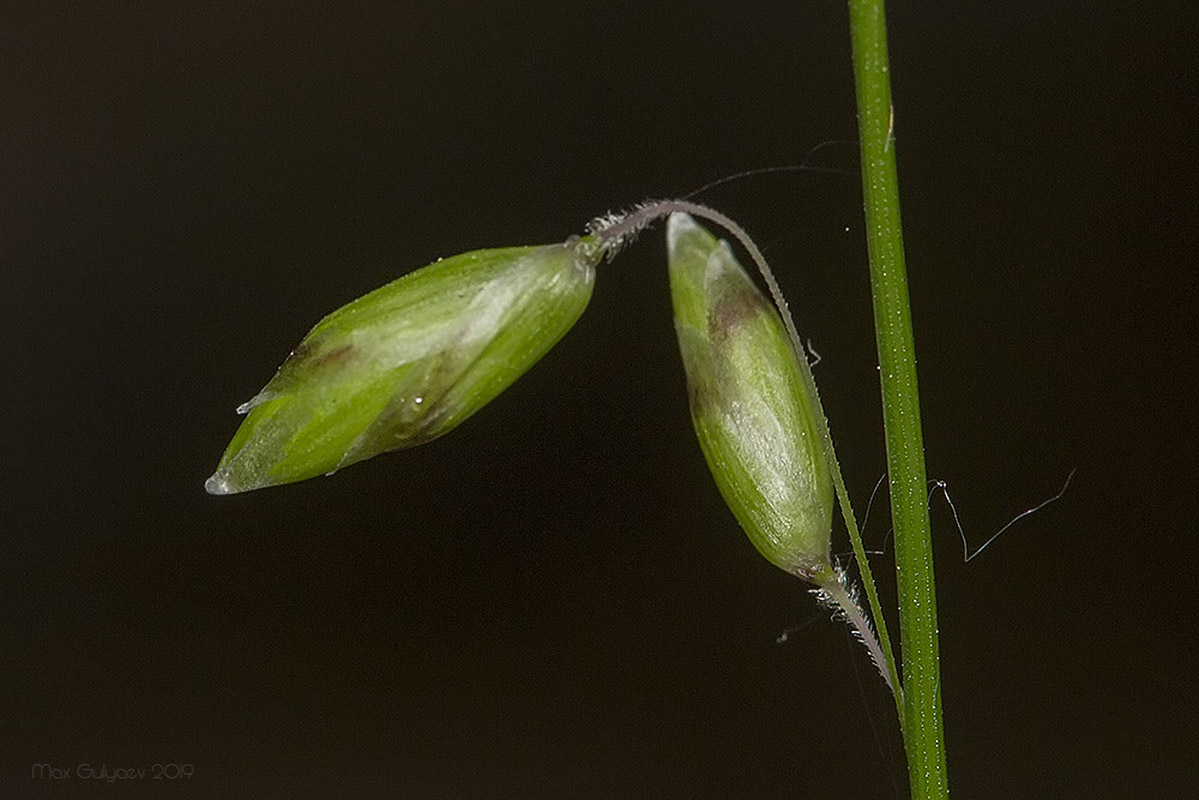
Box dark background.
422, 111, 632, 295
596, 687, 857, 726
4, 1, 1195, 797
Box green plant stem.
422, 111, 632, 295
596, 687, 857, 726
847, 1, 949, 797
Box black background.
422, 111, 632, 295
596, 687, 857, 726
5, 1, 1196, 797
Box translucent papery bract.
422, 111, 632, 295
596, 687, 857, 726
207, 238, 598, 494
667, 213, 833, 581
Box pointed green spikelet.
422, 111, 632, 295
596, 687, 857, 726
207, 237, 599, 494
667, 212, 834, 582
